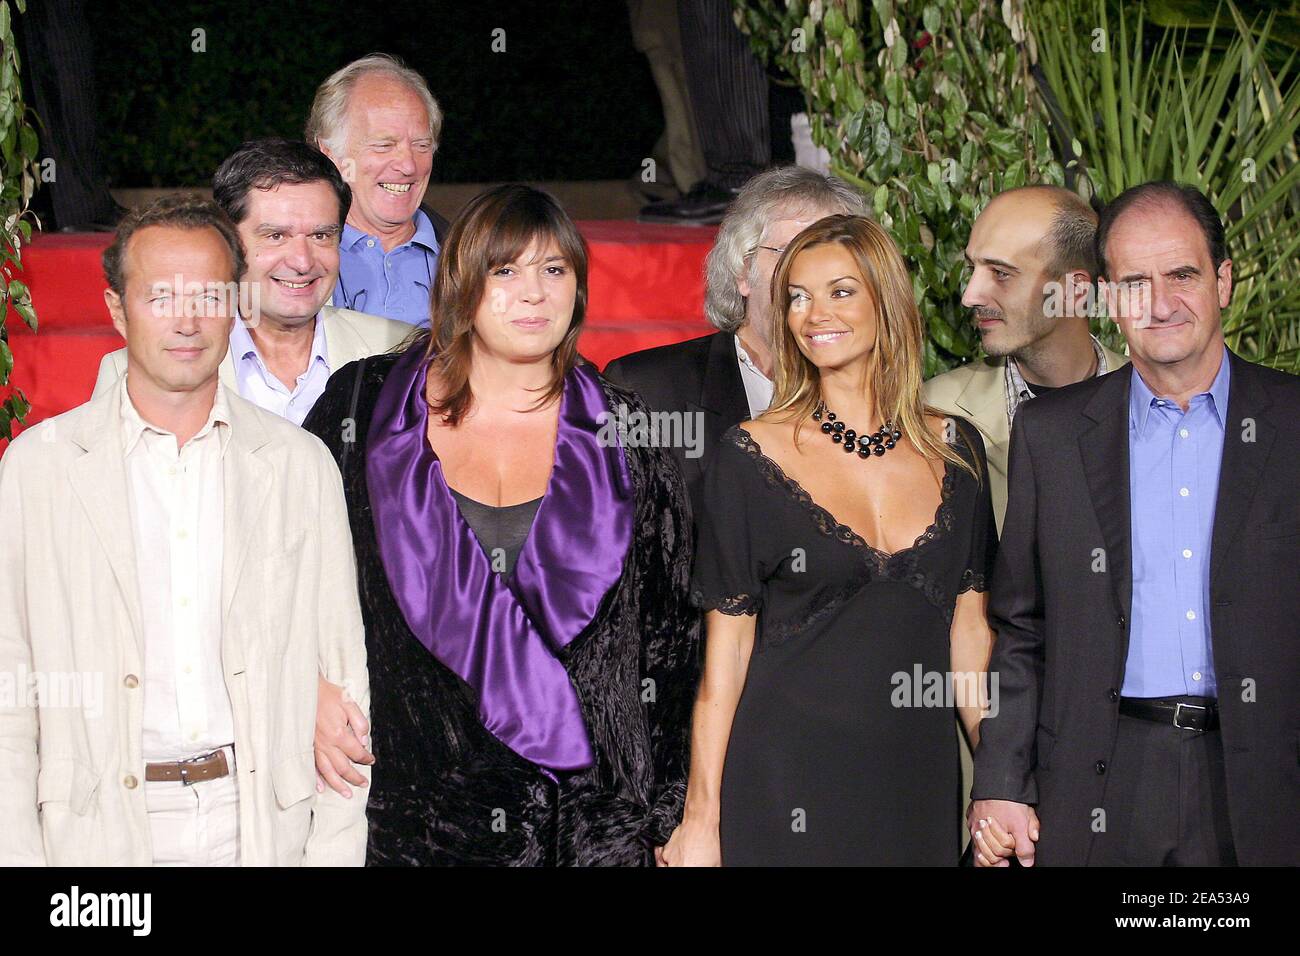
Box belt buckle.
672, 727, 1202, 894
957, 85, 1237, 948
1173, 702, 1207, 731
176, 748, 221, 786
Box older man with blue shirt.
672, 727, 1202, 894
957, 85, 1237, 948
307, 54, 449, 327
969, 181, 1300, 867
95, 140, 410, 423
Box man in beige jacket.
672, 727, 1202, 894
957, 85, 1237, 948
0, 195, 369, 866
924, 186, 1128, 534
923, 185, 1127, 853
93, 139, 411, 423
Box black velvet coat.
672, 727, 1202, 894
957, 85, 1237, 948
303, 351, 701, 866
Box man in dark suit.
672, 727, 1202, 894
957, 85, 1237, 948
605, 165, 865, 515
970, 181, 1300, 866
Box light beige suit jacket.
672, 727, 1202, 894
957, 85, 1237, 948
92, 305, 413, 400
0, 377, 370, 866
922, 343, 1128, 534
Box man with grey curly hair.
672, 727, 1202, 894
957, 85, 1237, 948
606, 164, 865, 514
306, 53, 449, 327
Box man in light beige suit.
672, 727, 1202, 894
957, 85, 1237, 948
0, 196, 369, 866
925, 186, 1128, 534
923, 185, 1127, 855
94, 139, 410, 423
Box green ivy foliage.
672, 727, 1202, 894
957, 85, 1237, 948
737, 0, 1069, 377
0, 0, 38, 443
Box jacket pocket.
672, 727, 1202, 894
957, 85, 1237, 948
271, 751, 316, 810
1035, 725, 1057, 772
1259, 520, 1300, 541
36, 757, 100, 816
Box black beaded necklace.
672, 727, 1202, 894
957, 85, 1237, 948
812, 400, 902, 459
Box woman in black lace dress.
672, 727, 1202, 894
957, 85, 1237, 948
661, 215, 998, 866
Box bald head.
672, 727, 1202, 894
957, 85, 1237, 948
984, 186, 1099, 279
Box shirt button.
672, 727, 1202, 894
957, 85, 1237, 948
366, 239, 375, 248
190, 732, 199, 742
1179, 428, 1189, 438
123, 674, 139, 689
1179, 487, 1190, 497
385, 261, 392, 269
177, 529, 188, 540
123, 774, 138, 790
168, 467, 178, 478
184, 664, 193, 675
178, 596, 190, 608
1192, 671, 1203, 681
1186, 609, 1196, 621
1182, 549, 1192, 558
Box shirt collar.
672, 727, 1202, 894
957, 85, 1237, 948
120, 371, 233, 458
734, 334, 773, 384
342, 207, 439, 255
230, 314, 330, 373
1129, 344, 1231, 436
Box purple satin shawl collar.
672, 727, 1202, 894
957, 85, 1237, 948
366, 346, 634, 772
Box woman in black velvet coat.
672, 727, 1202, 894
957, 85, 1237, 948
303, 185, 699, 866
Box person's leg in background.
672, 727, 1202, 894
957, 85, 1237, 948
627, 0, 708, 201
21, 0, 121, 231
640, 0, 771, 224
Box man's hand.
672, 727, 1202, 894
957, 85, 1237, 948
969, 799, 1040, 867
315, 674, 374, 797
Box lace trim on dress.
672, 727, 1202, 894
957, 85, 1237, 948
728, 427, 968, 629
690, 588, 760, 616
958, 568, 989, 595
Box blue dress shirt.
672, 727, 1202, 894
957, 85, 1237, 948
229, 314, 331, 426
1124, 346, 1232, 698
332, 208, 440, 327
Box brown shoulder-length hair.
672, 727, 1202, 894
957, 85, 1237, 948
417, 183, 589, 425
764, 214, 978, 481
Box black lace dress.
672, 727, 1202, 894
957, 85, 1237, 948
690, 420, 996, 865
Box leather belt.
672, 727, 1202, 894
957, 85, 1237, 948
145, 746, 233, 785
1119, 697, 1219, 732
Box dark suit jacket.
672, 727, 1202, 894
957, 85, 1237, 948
971, 349, 1300, 865
604, 332, 751, 520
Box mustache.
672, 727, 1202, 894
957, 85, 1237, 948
971, 307, 1003, 322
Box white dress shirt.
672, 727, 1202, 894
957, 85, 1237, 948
734, 334, 774, 419
120, 376, 236, 762
228, 315, 331, 426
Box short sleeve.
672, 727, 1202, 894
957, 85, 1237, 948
957, 421, 998, 594
690, 429, 764, 615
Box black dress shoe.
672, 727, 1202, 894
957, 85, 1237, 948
638, 181, 738, 225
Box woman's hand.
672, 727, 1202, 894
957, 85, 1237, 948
657, 814, 722, 867
315, 673, 375, 797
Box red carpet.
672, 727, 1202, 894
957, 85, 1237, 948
4, 220, 716, 432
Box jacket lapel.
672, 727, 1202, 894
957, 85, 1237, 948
952, 359, 1011, 459
1210, 350, 1275, 588
1078, 364, 1135, 627
220, 393, 273, 623
67, 384, 146, 658
694, 331, 752, 444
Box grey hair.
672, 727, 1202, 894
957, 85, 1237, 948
305, 53, 444, 156
705, 165, 868, 332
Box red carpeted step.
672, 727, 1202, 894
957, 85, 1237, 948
3, 221, 717, 437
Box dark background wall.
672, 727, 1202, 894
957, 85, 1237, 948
85, 0, 664, 186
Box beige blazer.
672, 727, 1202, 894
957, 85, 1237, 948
0, 377, 370, 866
92, 305, 413, 399
922, 343, 1128, 534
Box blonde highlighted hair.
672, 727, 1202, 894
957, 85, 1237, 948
763, 214, 979, 481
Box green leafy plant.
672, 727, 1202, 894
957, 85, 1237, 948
0, 0, 39, 444
736, 0, 1067, 376
1031, 0, 1300, 371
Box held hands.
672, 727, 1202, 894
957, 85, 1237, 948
657, 814, 723, 867
968, 799, 1040, 867
315, 674, 375, 797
